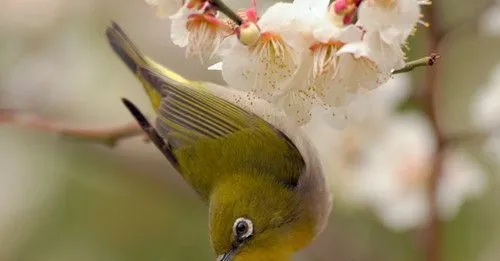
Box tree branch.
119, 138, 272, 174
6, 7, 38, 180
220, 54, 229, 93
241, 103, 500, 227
0, 109, 145, 147
444, 128, 497, 144
421, 2, 445, 261
419, 2, 499, 258
209, 0, 243, 25
392, 54, 440, 74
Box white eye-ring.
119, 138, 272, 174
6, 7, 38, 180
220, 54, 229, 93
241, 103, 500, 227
233, 217, 253, 240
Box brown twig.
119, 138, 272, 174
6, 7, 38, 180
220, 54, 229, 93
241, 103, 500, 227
209, 0, 243, 25
443, 123, 500, 145
444, 131, 490, 144
419, 1, 498, 259
0, 109, 145, 147
418, 0, 500, 257
392, 54, 440, 74
420, 2, 445, 261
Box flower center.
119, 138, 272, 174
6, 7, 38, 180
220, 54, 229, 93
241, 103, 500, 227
248, 32, 297, 95
308, 41, 345, 97
185, 13, 232, 63
187, 14, 218, 31
395, 156, 431, 190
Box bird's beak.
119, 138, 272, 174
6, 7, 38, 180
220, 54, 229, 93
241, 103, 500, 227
217, 250, 234, 261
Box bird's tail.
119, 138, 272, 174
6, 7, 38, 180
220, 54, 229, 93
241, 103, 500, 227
106, 22, 166, 110
106, 22, 200, 111
106, 22, 148, 74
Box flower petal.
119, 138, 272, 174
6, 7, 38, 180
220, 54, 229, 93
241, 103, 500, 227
169, 6, 192, 47
357, 0, 425, 44
279, 90, 316, 125
146, 0, 173, 18
208, 62, 223, 70
221, 34, 299, 101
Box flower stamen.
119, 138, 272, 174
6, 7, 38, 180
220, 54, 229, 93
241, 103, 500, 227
247, 32, 297, 97
185, 12, 233, 63
309, 41, 344, 97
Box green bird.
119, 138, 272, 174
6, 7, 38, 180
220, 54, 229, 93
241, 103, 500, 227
106, 22, 331, 261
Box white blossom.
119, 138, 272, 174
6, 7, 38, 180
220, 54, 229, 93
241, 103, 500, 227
357, 0, 430, 45
325, 71, 411, 128
472, 62, 500, 160
323, 33, 404, 109
479, 3, 500, 36
163, 0, 429, 126
355, 114, 486, 230
169, 5, 195, 47
325, 0, 429, 100
168, 1, 232, 64
304, 74, 486, 230
472, 63, 500, 130
307, 22, 364, 103
145, 0, 173, 18
221, 0, 366, 124
271, 0, 367, 124
303, 75, 411, 202
220, 2, 307, 102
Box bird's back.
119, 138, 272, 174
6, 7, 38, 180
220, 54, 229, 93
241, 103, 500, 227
139, 68, 305, 200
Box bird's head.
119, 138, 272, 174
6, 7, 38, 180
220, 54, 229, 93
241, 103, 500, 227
208, 173, 316, 261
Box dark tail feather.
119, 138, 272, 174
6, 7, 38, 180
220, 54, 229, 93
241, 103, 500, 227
106, 22, 147, 74
121, 98, 178, 168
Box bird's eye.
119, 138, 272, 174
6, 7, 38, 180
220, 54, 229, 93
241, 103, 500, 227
233, 217, 253, 240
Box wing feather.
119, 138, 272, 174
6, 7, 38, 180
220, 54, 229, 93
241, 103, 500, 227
138, 67, 273, 148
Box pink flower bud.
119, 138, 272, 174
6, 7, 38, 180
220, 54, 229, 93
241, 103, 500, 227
343, 12, 355, 25
333, 0, 348, 14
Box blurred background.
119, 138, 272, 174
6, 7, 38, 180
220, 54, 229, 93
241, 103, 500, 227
1, 0, 500, 260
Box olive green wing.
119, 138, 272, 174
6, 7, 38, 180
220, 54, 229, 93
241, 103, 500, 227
136, 67, 305, 192
139, 67, 266, 148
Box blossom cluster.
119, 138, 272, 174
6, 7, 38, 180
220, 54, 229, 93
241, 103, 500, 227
143, 0, 491, 232
306, 76, 487, 230
147, 0, 430, 125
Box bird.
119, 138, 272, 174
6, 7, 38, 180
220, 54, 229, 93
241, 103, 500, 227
106, 22, 331, 261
